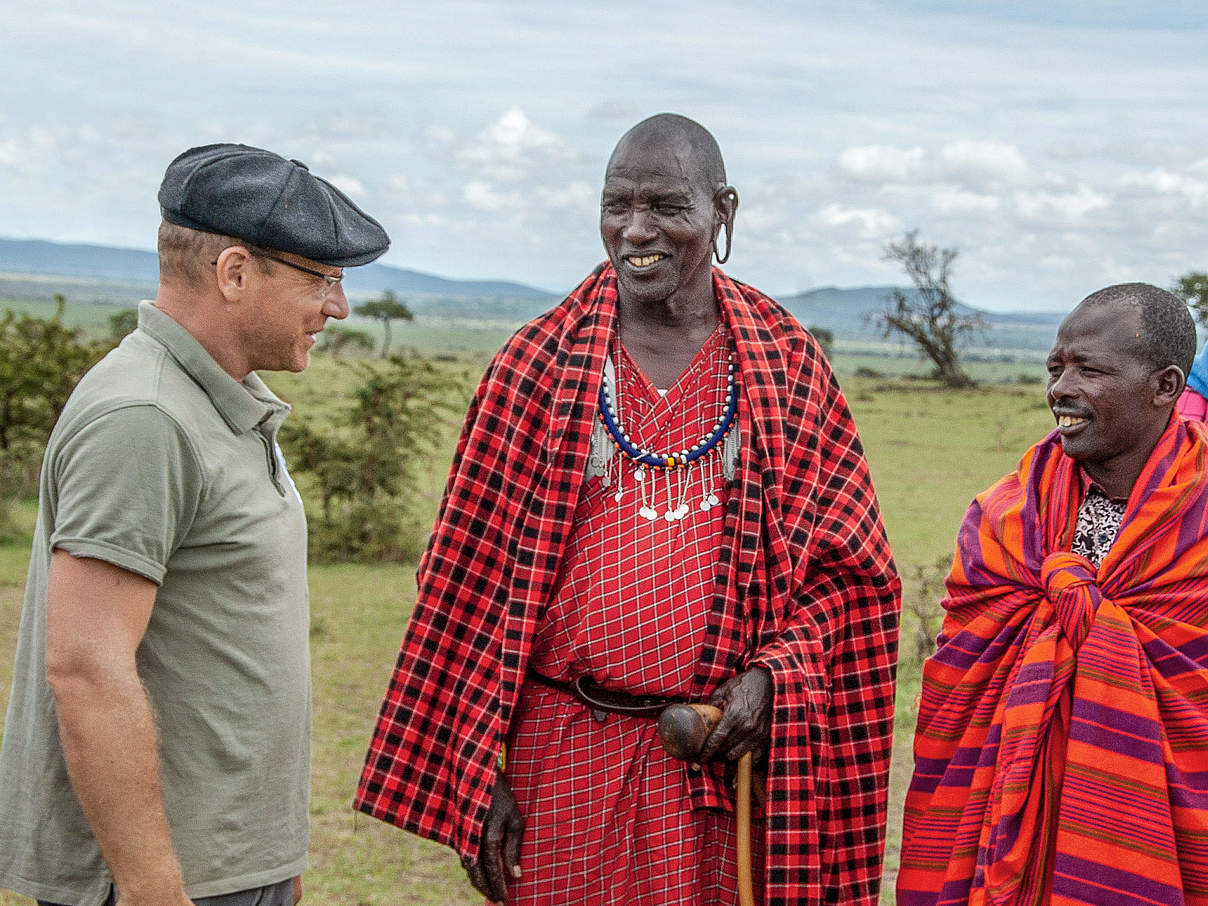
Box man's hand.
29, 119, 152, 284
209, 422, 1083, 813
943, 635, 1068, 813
698, 667, 773, 764
293, 874, 303, 904
462, 772, 524, 904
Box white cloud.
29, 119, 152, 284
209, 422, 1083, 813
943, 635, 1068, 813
737, 204, 783, 233
388, 175, 409, 191
1014, 186, 1109, 224
837, 145, 927, 183
328, 174, 365, 197
397, 212, 448, 227
928, 187, 1001, 216
813, 203, 901, 239
588, 99, 639, 121
535, 180, 594, 210
1038, 255, 1076, 272
1117, 168, 1208, 208
424, 125, 456, 145
939, 140, 1032, 186
27, 126, 55, 149
458, 108, 575, 181
0, 126, 59, 168
462, 180, 520, 212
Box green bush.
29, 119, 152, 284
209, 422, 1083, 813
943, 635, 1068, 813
279, 353, 466, 564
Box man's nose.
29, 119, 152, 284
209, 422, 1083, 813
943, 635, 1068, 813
622, 209, 657, 244
1048, 369, 1078, 401
324, 284, 350, 320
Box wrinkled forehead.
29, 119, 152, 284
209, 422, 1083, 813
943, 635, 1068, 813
604, 132, 712, 196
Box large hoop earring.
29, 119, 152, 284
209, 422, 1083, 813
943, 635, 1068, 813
713, 222, 732, 265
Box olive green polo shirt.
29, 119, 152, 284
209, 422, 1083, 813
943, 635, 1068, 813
0, 302, 310, 905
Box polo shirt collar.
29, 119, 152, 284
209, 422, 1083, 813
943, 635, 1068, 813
137, 301, 290, 435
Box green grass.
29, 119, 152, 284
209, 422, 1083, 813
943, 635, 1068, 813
0, 359, 1061, 904
0, 296, 137, 330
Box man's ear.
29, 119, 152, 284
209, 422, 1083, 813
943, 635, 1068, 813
214, 246, 255, 303
714, 186, 739, 230
1154, 364, 1185, 407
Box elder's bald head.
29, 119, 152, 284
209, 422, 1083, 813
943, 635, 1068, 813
606, 113, 727, 192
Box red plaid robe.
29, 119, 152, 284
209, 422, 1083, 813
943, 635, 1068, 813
355, 263, 901, 905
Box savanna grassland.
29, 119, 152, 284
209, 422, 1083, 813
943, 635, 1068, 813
0, 306, 1059, 905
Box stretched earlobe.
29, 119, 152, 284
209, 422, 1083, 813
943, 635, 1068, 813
712, 222, 732, 265
712, 187, 738, 265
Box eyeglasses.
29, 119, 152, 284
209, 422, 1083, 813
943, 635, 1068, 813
258, 254, 344, 296
210, 252, 344, 298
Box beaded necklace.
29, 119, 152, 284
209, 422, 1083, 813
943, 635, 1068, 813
598, 355, 737, 469
586, 332, 740, 522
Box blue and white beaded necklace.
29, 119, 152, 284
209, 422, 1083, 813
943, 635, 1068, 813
586, 335, 740, 522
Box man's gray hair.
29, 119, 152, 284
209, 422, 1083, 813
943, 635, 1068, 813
157, 221, 270, 285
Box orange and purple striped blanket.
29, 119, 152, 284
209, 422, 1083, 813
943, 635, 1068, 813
899, 416, 1208, 906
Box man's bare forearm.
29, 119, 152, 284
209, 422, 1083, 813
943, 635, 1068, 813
51, 663, 194, 905
46, 551, 194, 906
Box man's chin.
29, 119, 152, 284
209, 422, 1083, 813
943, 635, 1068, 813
616, 276, 676, 306
1057, 435, 1096, 465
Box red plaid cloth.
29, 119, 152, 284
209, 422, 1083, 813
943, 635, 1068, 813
514, 326, 753, 905
355, 263, 901, 906
529, 326, 731, 693
508, 683, 765, 905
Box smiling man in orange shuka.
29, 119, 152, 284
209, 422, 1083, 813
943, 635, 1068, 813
899, 283, 1208, 906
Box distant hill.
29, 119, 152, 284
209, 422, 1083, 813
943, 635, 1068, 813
0, 237, 1064, 358
0, 237, 554, 300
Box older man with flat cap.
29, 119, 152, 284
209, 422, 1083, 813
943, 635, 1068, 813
0, 144, 388, 906
357, 114, 899, 905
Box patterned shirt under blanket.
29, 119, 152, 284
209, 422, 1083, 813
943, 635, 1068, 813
1071, 484, 1125, 567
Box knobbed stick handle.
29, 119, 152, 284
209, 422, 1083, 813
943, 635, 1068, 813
658, 702, 755, 906
658, 703, 723, 760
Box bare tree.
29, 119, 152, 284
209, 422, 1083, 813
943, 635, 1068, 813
874, 230, 982, 389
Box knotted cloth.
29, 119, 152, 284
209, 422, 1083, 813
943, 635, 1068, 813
899, 416, 1208, 906
355, 263, 901, 905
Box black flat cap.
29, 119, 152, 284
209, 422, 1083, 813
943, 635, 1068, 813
159, 143, 390, 267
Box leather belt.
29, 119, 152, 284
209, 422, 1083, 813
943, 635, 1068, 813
527, 671, 683, 723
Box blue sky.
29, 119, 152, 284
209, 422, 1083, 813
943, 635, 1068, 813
4, 1, 1208, 310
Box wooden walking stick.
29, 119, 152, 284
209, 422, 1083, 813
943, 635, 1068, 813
658, 703, 755, 906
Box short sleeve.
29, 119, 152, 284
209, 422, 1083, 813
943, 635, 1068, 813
49, 405, 204, 584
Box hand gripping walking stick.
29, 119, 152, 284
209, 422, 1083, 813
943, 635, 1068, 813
658, 703, 755, 906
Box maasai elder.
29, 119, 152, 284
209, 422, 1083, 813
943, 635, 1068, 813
898, 283, 1208, 905
356, 114, 901, 906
